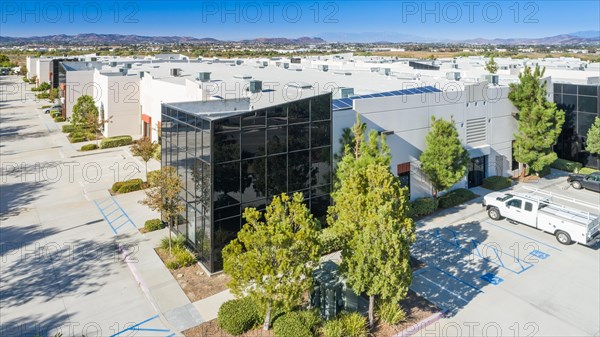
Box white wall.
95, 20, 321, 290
26, 57, 37, 80
94, 72, 141, 137
35, 59, 51, 84
64, 70, 95, 118
332, 85, 516, 200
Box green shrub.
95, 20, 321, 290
153, 144, 161, 160
62, 124, 76, 133
319, 227, 342, 255
111, 181, 124, 192
50, 110, 61, 118
80, 144, 98, 151
377, 301, 406, 325
551, 158, 583, 173
147, 170, 160, 185
217, 297, 261, 335
144, 219, 164, 232
321, 319, 344, 337
100, 135, 133, 149
69, 135, 86, 143
438, 188, 477, 209
53, 116, 65, 122
339, 312, 368, 337
297, 310, 321, 333
409, 197, 436, 218
482, 176, 512, 191
273, 312, 312, 337
172, 246, 196, 267
22, 76, 29, 82
117, 178, 144, 193
41, 105, 51, 109
160, 234, 186, 250
579, 167, 600, 175
36, 92, 49, 99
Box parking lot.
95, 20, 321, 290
410, 177, 600, 336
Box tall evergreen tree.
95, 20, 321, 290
222, 193, 321, 331
328, 116, 415, 329
71, 95, 99, 129
419, 117, 469, 206
485, 56, 498, 74
508, 66, 565, 175
585, 117, 600, 156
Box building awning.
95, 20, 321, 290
467, 145, 491, 158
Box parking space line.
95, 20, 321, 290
417, 273, 469, 304
93, 197, 137, 235
433, 266, 483, 293
484, 220, 563, 252
109, 315, 172, 337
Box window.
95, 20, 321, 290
267, 126, 287, 154
507, 199, 522, 209
288, 123, 309, 151
310, 95, 331, 121
311, 121, 331, 148
214, 131, 240, 163
267, 106, 287, 126
524, 202, 533, 212
241, 129, 266, 159
397, 162, 411, 198
288, 151, 310, 192
578, 96, 597, 114
288, 100, 309, 124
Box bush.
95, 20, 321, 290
147, 170, 160, 185
36, 92, 49, 99
171, 246, 196, 268
22, 76, 28, 82
273, 312, 313, 337
111, 181, 124, 192
321, 319, 345, 337
117, 178, 144, 194
319, 227, 342, 255
482, 176, 512, 191
50, 110, 61, 118
377, 301, 406, 325
297, 310, 321, 334
69, 135, 86, 143
80, 144, 98, 151
153, 144, 161, 160
409, 197, 436, 218
53, 116, 65, 122
438, 188, 477, 209
100, 135, 133, 149
160, 234, 186, 250
579, 167, 600, 175
41, 105, 51, 109
339, 312, 368, 337
551, 158, 583, 173
144, 219, 164, 232
217, 297, 261, 335
62, 124, 76, 133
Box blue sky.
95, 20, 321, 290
1, 0, 599, 41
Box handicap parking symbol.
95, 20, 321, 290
481, 273, 503, 285
529, 250, 550, 260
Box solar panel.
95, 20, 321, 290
332, 86, 441, 111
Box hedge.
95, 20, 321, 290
438, 188, 477, 209
579, 167, 600, 175
551, 158, 583, 173
50, 111, 61, 118
69, 135, 86, 143
144, 219, 164, 232
217, 297, 261, 335
408, 198, 436, 218
80, 144, 98, 151
53, 116, 64, 122
62, 124, 76, 133
273, 312, 314, 337
117, 178, 144, 194
482, 176, 512, 191
100, 135, 133, 149
147, 170, 160, 185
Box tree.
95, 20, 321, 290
585, 117, 600, 156
20, 65, 27, 76
131, 137, 159, 180
83, 111, 112, 146
328, 116, 415, 329
71, 95, 99, 128
140, 166, 184, 255
0, 54, 14, 67
509, 66, 565, 175
419, 117, 469, 206
485, 56, 498, 74
222, 193, 321, 331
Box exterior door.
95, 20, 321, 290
468, 156, 487, 188
520, 201, 538, 227
504, 198, 523, 221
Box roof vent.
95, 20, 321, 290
248, 80, 262, 93
197, 72, 211, 82
119, 68, 128, 75
234, 74, 252, 79
288, 82, 312, 89
170, 68, 181, 77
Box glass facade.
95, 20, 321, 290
553, 83, 600, 169
161, 93, 333, 272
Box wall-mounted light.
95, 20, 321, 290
379, 130, 394, 136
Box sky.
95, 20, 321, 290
1, 0, 599, 41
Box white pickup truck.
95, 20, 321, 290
483, 189, 600, 246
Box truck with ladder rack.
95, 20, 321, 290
482, 187, 600, 246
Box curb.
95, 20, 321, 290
392, 309, 447, 337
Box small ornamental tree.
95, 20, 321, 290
222, 192, 321, 331
20, 65, 27, 76
131, 137, 159, 180
419, 117, 469, 206
328, 115, 415, 330
72, 95, 99, 129
585, 117, 600, 156
509, 66, 565, 175
140, 166, 184, 255
485, 56, 498, 74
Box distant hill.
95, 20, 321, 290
0, 33, 325, 45
460, 34, 600, 45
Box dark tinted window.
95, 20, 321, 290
563, 84, 577, 95
241, 158, 266, 202
578, 96, 597, 114
288, 151, 310, 192
579, 112, 597, 138
214, 131, 240, 163
267, 127, 287, 154
242, 111, 266, 129
289, 100, 310, 124
311, 147, 331, 186
578, 85, 598, 97
311, 95, 331, 121
311, 121, 331, 148
267, 106, 287, 126
524, 202, 533, 212
507, 199, 522, 208
214, 161, 241, 208
560, 95, 577, 113
267, 154, 287, 198
215, 116, 240, 132
288, 123, 309, 151
241, 129, 266, 159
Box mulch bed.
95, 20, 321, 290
183, 290, 439, 337
155, 248, 231, 302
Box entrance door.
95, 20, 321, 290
468, 156, 487, 188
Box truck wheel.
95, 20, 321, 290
488, 207, 502, 220
571, 181, 582, 189
555, 230, 572, 245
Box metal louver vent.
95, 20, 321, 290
466, 117, 487, 144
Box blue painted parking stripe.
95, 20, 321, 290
433, 266, 483, 293
109, 315, 161, 337
111, 213, 126, 223
133, 328, 171, 332
104, 208, 120, 217
484, 220, 562, 252
166, 334, 176, 337
93, 200, 117, 235
112, 197, 137, 229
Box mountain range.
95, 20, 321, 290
1, 32, 598, 45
